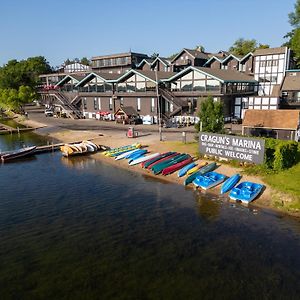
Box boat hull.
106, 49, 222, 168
220, 174, 241, 194
193, 171, 226, 190
229, 181, 264, 204
184, 162, 217, 186
1, 146, 36, 161
162, 157, 193, 176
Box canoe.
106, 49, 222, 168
193, 171, 226, 190
162, 156, 193, 176
84, 140, 98, 150
129, 153, 160, 166
152, 154, 189, 175
82, 141, 97, 152
220, 174, 241, 194
1, 146, 36, 162
115, 149, 140, 160
145, 152, 178, 169
184, 162, 217, 186
142, 152, 175, 168
126, 149, 147, 160
106, 145, 141, 157
177, 162, 196, 177
128, 149, 148, 163
229, 181, 264, 204
186, 161, 208, 176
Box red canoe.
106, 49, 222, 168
146, 152, 178, 169
161, 157, 193, 176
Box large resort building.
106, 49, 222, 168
39, 46, 299, 135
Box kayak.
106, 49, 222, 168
193, 171, 226, 190
128, 149, 148, 163
152, 154, 189, 175
142, 152, 175, 168
177, 162, 196, 177
126, 149, 147, 160
186, 161, 208, 176
146, 152, 178, 169
184, 162, 217, 186
220, 174, 241, 194
115, 149, 140, 160
104, 143, 141, 156
229, 181, 263, 204
129, 153, 160, 166
162, 156, 193, 176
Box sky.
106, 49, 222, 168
0, 0, 296, 67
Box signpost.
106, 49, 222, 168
199, 132, 265, 164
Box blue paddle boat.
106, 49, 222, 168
177, 162, 196, 177
229, 181, 264, 204
220, 174, 241, 194
193, 171, 226, 190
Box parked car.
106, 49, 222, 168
44, 109, 54, 117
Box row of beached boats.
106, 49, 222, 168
103, 143, 264, 204
60, 141, 101, 157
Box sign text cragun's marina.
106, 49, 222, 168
199, 132, 265, 164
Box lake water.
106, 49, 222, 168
0, 133, 300, 299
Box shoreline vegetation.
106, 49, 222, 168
3, 113, 298, 219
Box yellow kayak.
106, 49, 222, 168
186, 161, 208, 176
60, 144, 82, 156
103, 143, 141, 156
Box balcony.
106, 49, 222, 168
280, 97, 300, 108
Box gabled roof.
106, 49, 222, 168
253, 47, 287, 56
137, 58, 155, 68
203, 56, 223, 66
152, 57, 171, 66
239, 52, 253, 62
281, 75, 300, 91
55, 74, 86, 87
221, 54, 242, 64
171, 48, 210, 62
164, 66, 257, 83
117, 69, 176, 83
114, 106, 138, 116
243, 110, 300, 130
75, 72, 120, 87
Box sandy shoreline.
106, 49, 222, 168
16, 115, 299, 218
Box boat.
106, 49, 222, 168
115, 149, 140, 160
110, 148, 140, 158
162, 156, 193, 176
145, 152, 178, 169
129, 153, 160, 166
186, 161, 208, 176
177, 162, 196, 177
142, 152, 175, 168
103, 143, 141, 156
126, 149, 147, 160
184, 162, 217, 186
1, 146, 36, 162
229, 181, 264, 204
220, 174, 241, 194
82, 140, 98, 152
152, 154, 189, 175
128, 149, 148, 163
193, 171, 226, 190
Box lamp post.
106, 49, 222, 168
155, 69, 162, 141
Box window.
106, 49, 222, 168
137, 98, 141, 111
260, 61, 266, 67
120, 97, 124, 106
94, 98, 98, 110
83, 97, 87, 110
98, 98, 101, 110
109, 98, 113, 110
151, 98, 155, 112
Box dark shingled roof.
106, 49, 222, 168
184, 48, 210, 60
253, 47, 287, 56
281, 75, 300, 91
115, 106, 138, 116
195, 67, 256, 82
243, 110, 300, 130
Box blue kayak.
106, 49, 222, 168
126, 149, 146, 159
128, 149, 147, 163
220, 174, 241, 194
193, 171, 226, 190
229, 181, 264, 204
177, 162, 196, 177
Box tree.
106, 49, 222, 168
291, 28, 300, 67
257, 44, 270, 49
229, 38, 257, 56
195, 45, 205, 52
289, 0, 300, 27
80, 57, 90, 66
195, 96, 224, 133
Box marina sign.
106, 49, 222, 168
199, 132, 265, 164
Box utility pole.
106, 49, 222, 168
155, 69, 162, 141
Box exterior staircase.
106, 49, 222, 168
48, 91, 84, 119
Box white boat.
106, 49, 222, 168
83, 140, 98, 151
82, 142, 95, 152
129, 153, 160, 166
115, 149, 141, 160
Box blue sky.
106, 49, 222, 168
0, 0, 296, 67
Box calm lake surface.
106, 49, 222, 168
0, 133, 300, 299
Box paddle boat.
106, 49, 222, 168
229, 181, 264, 204
184, 162, 217, 186
177, 162, 196, 177
186, 161, 208, 176
162, 156, 193, 176
193, 171, 226, 190
220, 174, 241, 194
129, 153, 160, 166
1, 146, 36, 162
